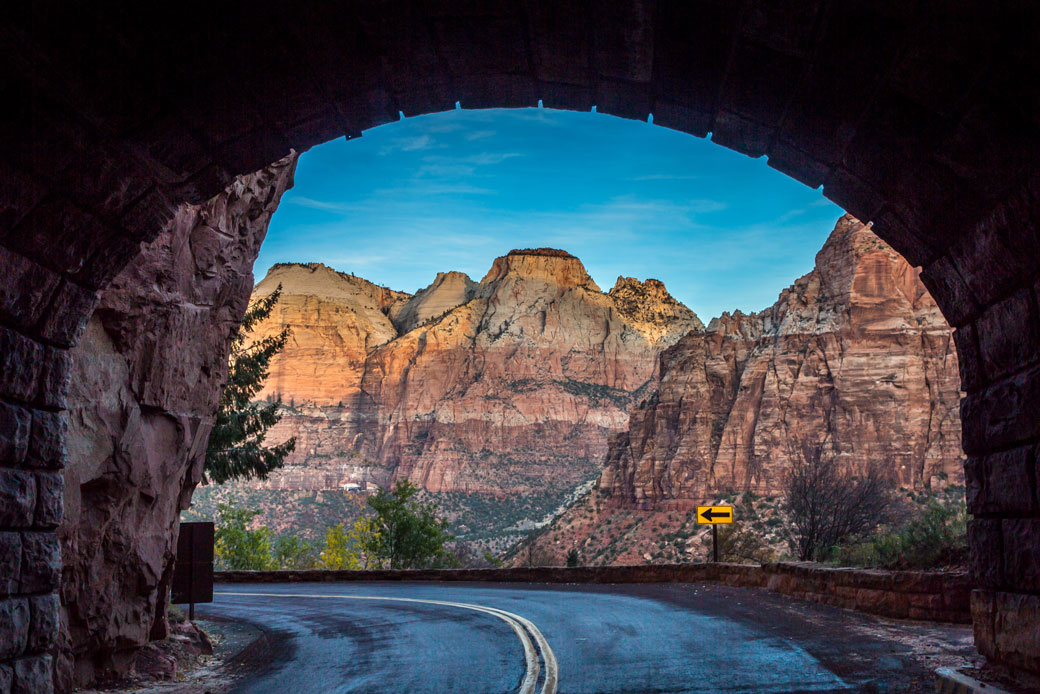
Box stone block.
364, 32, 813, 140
1003, 519, 1040, 592
0, 328, 43, 403
951, 197, 1038, 309
26, 412, 67, 470
0, 533, 20, 595
968, 519, 1004, 588
33, 473, 63, 529
0, 598, 29, 659
994, 592, 1040, 675
961, 363, 1040, 453
965, 446, 1037, 515
35, 347, 71, 411
0, 246, 60, 332
0, 403, 30, 465
37, 279, 98, 348
19, 533, 60, 594
0, 470, 36, 529
0, 163, 46, 237
920, 254, 979, 328
977, 287, 1040, 382
952, 323, 984, 393
971, 589, 997, 660
27, 594, 59, 652
12, 654, 51, 694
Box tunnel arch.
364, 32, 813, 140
3, 2, 1039, 688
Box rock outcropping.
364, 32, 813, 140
214, 250, 701, 541
523, 216, 962, 565
60, 155, 298, 685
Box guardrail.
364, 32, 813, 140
214, 561, 970, 623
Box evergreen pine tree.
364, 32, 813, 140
205, 285, 296, 484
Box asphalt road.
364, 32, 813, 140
198, 581, 974, 694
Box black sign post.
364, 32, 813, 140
171, 522, 214, 621
697, 506, 734, 564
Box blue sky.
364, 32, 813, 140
255, 107, 844, 321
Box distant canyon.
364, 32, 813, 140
191, 214, 962, 557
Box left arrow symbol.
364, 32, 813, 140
700, 508, 731, 522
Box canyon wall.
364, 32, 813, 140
60, 155, 298, 686
603, 214, 962, 507
524, 216, 963, 566
202, 250, 701, 542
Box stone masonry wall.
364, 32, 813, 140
215, 563, 972, 624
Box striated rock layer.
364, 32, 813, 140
60, 155, 298, 685
234, 251, 701, 537
524, 215, 963, 565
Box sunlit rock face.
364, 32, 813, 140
243, 249, 701, 528
600, 214, 963, 509
518, 215, 963, 568
60, 155, 297, 686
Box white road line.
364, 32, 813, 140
219, 591, 558, 694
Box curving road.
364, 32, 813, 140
198, 581, 974, 694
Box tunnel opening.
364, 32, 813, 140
3, 3, 1039, 691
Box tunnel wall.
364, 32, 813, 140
2, 2, 1039, 689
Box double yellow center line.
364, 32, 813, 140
220, 591, 559, 694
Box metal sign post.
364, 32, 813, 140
171, 522, 214, 621
696, 505, 734, 563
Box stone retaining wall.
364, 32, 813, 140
215, 562, 971, 624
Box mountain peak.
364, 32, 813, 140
609, 276, 704, 343
506, 248, 576, 259
480, 249, 600, 292
391, 270, 477, 333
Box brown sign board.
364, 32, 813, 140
171, 522, 214, 605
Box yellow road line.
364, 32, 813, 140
219, 591, 558, 694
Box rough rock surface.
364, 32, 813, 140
525, 216, 963, 565
389, 271, 477, 334
59, 155, 298, 686
223, 250, 700, 539
604, 215, 962, 506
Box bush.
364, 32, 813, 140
319, 517, 378, 570
364, 480, 453, 569
782, 442, 895, 561
274, 535, 317, 569
835, 497, 967, 570
214, 502, 276, 570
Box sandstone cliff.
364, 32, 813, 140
61, 155, 298, 685
202, 250, 700, 543
521, 215, 962, 565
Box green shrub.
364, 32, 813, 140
836, 498, 967, 570
214, 502, 276, 570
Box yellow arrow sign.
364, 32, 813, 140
697, 505, 734, 524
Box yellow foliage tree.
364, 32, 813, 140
319, 517, 378, 570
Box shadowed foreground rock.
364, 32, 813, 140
58, 154, 298, 687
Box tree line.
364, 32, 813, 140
215, 480, 457, 571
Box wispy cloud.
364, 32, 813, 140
422, 152, 524, 166
373, 183, 496, 196
380, 134, 439, 154
630, 173, 703, 181
287, 196, 352, 212
466, 129, 496, 141
415, 163, 478, 178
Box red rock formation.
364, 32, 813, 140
602, 215, 962, 508
60, 155, 298, 686
525, 215, 963, 566
233, 251, 701, 538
